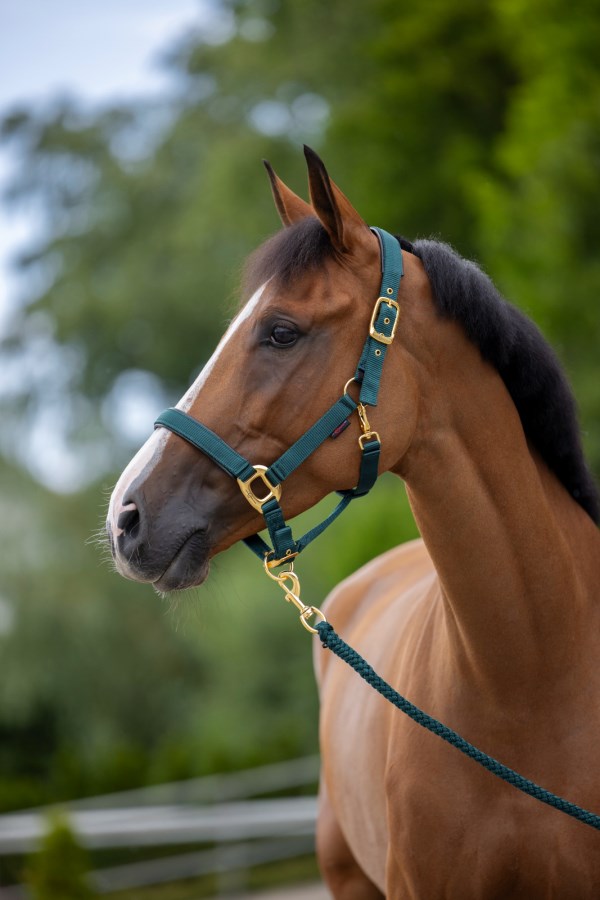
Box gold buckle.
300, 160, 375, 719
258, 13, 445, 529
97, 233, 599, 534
237, 465, 281, 512
369, 297, 400, 345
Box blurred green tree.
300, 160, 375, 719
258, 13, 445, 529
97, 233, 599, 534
25, 813, 95, 900
468, 0, 600, 465
0, 0, 597, 812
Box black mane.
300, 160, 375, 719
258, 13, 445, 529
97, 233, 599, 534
248, 219, 600, 523
409, 238, 599, 524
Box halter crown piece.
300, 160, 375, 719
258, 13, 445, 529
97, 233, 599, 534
154, 227, 403, 569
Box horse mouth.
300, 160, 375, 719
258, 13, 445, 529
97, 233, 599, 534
153, 530, 211, 593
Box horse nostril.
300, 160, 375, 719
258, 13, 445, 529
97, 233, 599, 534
118, 502, 141, 539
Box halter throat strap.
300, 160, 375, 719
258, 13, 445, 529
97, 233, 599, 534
154, 227, 403, 566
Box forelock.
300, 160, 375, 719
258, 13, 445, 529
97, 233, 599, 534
242, 217, 335, 298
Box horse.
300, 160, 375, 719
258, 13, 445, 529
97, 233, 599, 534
107, 146, 600, 898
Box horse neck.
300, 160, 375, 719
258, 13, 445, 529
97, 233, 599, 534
392, 313, 600, 699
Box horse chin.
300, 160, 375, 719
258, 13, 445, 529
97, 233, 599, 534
152, 531, 211, 594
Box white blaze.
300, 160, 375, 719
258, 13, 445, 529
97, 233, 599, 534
107, 281, 269, 534
176, 279, 268, 411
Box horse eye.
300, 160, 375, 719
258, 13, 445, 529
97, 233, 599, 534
269, 324, 298, 348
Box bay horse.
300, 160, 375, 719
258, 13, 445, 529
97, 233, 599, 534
107, 147, 600, 898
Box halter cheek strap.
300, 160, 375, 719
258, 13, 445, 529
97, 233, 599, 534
154, 227, 403, 567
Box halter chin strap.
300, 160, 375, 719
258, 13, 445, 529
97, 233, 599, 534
154, 227, 403, 567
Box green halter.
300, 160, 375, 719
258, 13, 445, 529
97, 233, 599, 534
154, 227, 402, 568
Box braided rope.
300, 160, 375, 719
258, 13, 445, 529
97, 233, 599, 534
316, 621, 600, 831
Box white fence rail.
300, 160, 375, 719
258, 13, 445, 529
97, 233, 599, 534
0, 756, 321, 895
0, 796, 318, 853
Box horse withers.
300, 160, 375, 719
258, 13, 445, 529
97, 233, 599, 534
107, 147, 600, 898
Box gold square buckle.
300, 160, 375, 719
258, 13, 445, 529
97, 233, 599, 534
237, 465, 281, 512
369, 297, 400, 345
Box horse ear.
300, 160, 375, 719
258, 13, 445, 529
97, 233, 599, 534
263, 160, 313, 226
303, 145, 368, 253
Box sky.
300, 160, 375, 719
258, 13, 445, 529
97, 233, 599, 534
0, 0, 219, 490
0, 0, 221, 321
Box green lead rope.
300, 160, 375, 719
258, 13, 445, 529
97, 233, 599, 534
316, 621, 600, 832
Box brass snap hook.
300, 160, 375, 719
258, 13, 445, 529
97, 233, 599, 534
262, 554, 327, 635
357, 403, 381, 448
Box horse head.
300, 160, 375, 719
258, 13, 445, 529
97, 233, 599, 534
106, 148, 423, 591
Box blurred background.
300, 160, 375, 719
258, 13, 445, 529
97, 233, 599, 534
0, 0, 598, 896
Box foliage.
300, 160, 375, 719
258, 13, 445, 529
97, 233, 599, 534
0, 0, 598, 822
468, 0, 600, 465
24, 813, 95, 899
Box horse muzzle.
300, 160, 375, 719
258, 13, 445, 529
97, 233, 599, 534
107, 493, 213, 592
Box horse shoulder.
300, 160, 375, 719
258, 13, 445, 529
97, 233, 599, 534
314, 537, 437, 686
